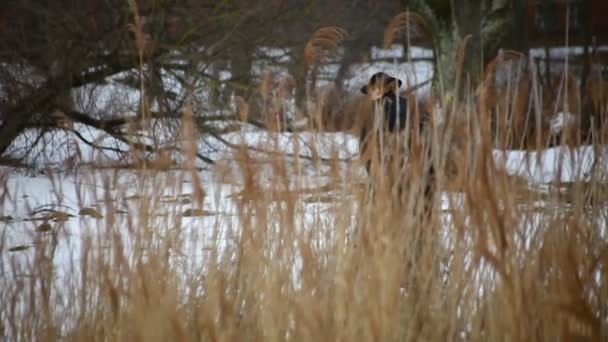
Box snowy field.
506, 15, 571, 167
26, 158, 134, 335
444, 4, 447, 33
2, 129, 605, 275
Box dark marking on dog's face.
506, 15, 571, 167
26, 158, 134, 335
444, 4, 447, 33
360, 72, 403, 100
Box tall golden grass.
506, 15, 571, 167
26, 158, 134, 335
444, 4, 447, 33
1, 10, 608, 342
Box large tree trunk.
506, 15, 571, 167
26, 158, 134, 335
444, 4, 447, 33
231, 45, 253, 98
453, 0, 484, 86
509, 0, 529, 53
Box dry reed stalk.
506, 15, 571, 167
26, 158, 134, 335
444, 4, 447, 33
477, 50, 526, 115
234, 95, 250, 122
454, 34, 472, 100
383, 11, 428, 49
182, 101, 205, 207
127, 0, 151, 126
304, 26, 348, 74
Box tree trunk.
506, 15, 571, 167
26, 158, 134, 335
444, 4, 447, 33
510, 0, 529, 53
452, 0, 484, 91
231, 45, 253, 98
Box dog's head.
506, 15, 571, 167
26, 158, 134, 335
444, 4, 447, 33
360, 72, 402, 100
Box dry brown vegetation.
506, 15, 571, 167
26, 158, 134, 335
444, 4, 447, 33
2, 10, 608, 342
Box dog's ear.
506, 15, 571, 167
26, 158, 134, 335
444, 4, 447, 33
360, 85, 368, 94
385, 77, 403, 90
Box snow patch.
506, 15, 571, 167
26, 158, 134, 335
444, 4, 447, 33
549, 111, 576, 135
493, 145, 605, 184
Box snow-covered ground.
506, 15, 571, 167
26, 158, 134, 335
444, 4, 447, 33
493, 144, 606, 184
3, 131, 605, 253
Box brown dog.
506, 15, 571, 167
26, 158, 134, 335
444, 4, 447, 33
359, 72, 435, 216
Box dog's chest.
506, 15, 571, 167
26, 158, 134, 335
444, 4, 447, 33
377, 96, 408, 132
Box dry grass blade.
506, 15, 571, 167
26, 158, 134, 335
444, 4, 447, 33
476, 49, 526, 124
234, 95, 249, 122
259, 71, 275, 100
383, 11, 428, 48
182, 101, 205, 207
454, 35, 472, 93
304, 26, 348, 74
277, 74, 294, 99
479, 50, 526, 92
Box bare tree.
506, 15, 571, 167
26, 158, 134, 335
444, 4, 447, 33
0, 0, 311, 165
